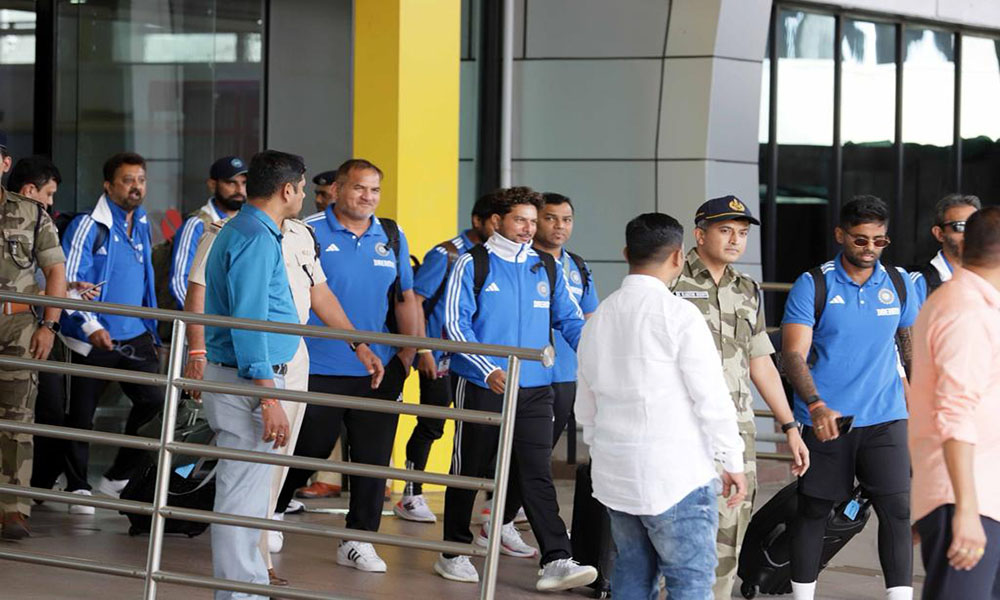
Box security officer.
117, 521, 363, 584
671, 195, 809, 600
312, 170, 337, 213
0, 170, 67, 540
167, 156, 247, 309
0, 131, 12, 175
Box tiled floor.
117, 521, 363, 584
1, 478, 923, 600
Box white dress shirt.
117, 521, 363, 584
575, 274, 745, 516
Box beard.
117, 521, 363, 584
215, 191, 245, 212
843, 248, 879, 268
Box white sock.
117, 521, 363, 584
886, 586, 913, 600
791, 581, 817, 600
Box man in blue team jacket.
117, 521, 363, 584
434, 186, 597, 593
58, 152, 163, 506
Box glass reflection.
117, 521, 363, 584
0, 7, 35, 161
960, 35, 1000, 201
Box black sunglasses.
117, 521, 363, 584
844, 231, 891, 248
939, 220, 967, 233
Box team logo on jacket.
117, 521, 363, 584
537, 281, 549, 297
878, 288, 895, 305
570, 270, 581, 285
375, 242, 390, 257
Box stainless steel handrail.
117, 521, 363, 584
0, 292, 538, 600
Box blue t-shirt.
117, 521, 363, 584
413, 230, 475, 363
102, 202, 149, 341
551, 249, 598, 383
782, 255, 917, 427
304, 207, 414, 376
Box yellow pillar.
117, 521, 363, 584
353, 0, 462, 492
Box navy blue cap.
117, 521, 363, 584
695, 195, 760, 226
209, 156, 247, 180
312, 170, 337, 186
0, 130, 7, 150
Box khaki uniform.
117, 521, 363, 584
0, 186, 65, 515
672, 247, 773, 600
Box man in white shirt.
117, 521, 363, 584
575, 212, 747, 599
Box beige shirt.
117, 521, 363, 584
189, 217, 325, 323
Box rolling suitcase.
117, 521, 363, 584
737, 482, 871, 598
570, 462, 615, 598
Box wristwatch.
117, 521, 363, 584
781, 420, 800, 433
805, 394, 823, 406
38, 319, 60, 333
349, 341, 365, 352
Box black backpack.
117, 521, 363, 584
918, 263, 944, 295
380, 218, 421, 334
53, 210, 108, 251
418, 239, 461, 318
564, 250, 592, 297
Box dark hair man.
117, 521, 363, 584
910, 206, 1000, 599
910, 193, 981, 305
434, 186, 597, 592
0, 131, 11, 175
782, 195, 918, 600
7, 155, 61, 208
58, 152, 164, 507
167, 156, 248, 309
312, 170, 337, 213
394, 193, 496, 523
577, 212, 747, 599
275, 158, 420, 574
199, 149, 305, 593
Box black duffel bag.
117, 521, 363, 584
119, 463, 216, 538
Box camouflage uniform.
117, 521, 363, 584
672, 247, 773, 600
0, 186, 65, 516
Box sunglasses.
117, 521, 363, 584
844, 231, 891, 248
940, 220, 967, 233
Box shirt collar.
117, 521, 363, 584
931, 250, 955, 282
459, 229, 475, 248
326, 204, 380, 236
685, 247, 736, 286
953, 267, 1000, 309
832, 252, 886, 287
207, 198, 224, 221
623, 273, 669, 290
240, 203, 283, 239
485, 232, 533, 262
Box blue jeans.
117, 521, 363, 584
607, 484, 718, 600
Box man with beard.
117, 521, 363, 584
910, 194, 981, 305
59, 152, 164, 504
781, 196, 918, 600
167, 156, 248, 309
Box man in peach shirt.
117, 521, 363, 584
910, 206, 1000, 599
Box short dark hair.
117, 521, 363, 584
489, 186, 544, 218
246, 150, 307, 199
471, 193, 495, 220
626, 212, 684, 266
335, 158, 383, 184
961, 206, 1000, 268
935, 193, 981, 225
840, 195, 889, 229
8, 155, 61, 193
542, 192, 574, 211
103, 152, 146, 183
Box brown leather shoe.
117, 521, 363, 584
1, 512, 30, 540
295, 482, 341, 499
268, 568, 289, 586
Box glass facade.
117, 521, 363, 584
761, 5, 1000, 281
0, 3, 35, 162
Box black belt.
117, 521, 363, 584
213, 362, 288, 376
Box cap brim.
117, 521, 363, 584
700, 212, 760, 226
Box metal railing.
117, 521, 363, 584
0, 290, 552, 600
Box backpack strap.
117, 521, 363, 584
885, 265, 908, 310
469, 244, 490, 298
423, 240, 461, 316
532, 251, 559, 344
919, 262, 943, 294
379, 217, 403, 301
566, 250, 591, 295
808, 266, 827, 326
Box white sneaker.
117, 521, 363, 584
268, 513, 284, 553
285, 499, 305, 514
394, 495, 437, 523
514, 506, 528, 524
473, 500, 491, 524
475, 522, 538, 558
433, 554, 479, 583
96, 476, 129, 498
337, 541, 387, 573
68, 490, 96, 515
536, 558, 598, 592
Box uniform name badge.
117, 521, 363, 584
675, 290, 710, 299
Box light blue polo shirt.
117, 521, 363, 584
304, 206, 414, 376
550, 249, 598, 383
413, 230, 475, 363
782, 255, 917, 428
